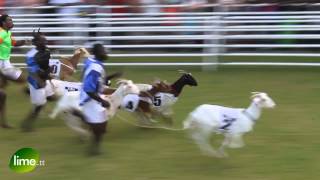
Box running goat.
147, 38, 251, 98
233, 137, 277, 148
49, 80, 140, 139
183, 92, 276, 158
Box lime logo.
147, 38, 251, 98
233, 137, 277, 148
9, 148, 45, 173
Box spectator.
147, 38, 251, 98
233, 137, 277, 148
0, 0, 4, 14
6, 0, 44, 15
48, 0, 85, 45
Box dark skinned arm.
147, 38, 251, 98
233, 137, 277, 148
87, 92, 110, 108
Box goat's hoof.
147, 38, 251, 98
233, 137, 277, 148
216, 150, 228, 158
202, 150, 228, 158
1, 123, 13, 129
149, 118, 158, 123
78, 136, 89, 143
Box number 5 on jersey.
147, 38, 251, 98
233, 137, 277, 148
153, 96, 161, 106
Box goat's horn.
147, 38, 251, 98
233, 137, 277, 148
250, 92, 263, 99
251, 95, 259, 99
116, 79, 128, 86
178, 70, 187, 74
178, 69, 192, 75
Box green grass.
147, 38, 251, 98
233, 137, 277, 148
1, 65, 320, 179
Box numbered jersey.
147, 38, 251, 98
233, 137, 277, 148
121, 92, 178, 115
192, 105, 253, 134
49, 59, 61, 79
216, 106, 254, 134
50, 79, 82, 95
121, 94, 140, 112
151, 93, 178, 115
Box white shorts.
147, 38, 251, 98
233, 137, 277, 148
0, 60, 22, 80
45, 80, 56, 97
29, 82, 55, 106
82, 99, 107, 124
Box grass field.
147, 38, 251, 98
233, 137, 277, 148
1, 62, 320, 179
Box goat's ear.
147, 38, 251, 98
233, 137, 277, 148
178, 69, 192, 75
178, 69, 187, 74
116, 79, 125, 86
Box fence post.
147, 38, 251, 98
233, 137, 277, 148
202, 2, 224, 71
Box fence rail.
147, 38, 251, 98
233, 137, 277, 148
4, 4, 320, 66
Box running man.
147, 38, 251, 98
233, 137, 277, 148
0, 89, 9, 128
79, 43, 110, 155
20, 30, 56, 132
0, 14, 29, 83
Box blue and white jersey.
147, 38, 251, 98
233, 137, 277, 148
80, 57, 96, 79
83, 57, 96, 71
26, 48, 42, 89
79, 58, 105, 105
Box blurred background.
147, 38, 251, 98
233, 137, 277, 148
2, 0, 320, 64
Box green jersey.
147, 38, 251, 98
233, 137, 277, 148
0, 28, 13, 60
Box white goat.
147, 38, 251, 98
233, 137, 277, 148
48, 79, 82, 97
183, 92, 276, 158
49, 80, 140, 139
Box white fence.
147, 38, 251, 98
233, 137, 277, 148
2, 3, 320, 66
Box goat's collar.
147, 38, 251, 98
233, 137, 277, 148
242, 110, 257, 122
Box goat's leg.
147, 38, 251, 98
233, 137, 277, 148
217, 135, 232, 158
217, 134, 245, 157
189, 127, 220, 157
155, 108, 174, 126
149, 110, 173, 126
227, 134, 245, 148
49, 104, 61, 119
161, 115, 173, 126
134, 111, 153, 126
135, 102, 157, 125
64, 112, 91, 141
0, 90, 11, 128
